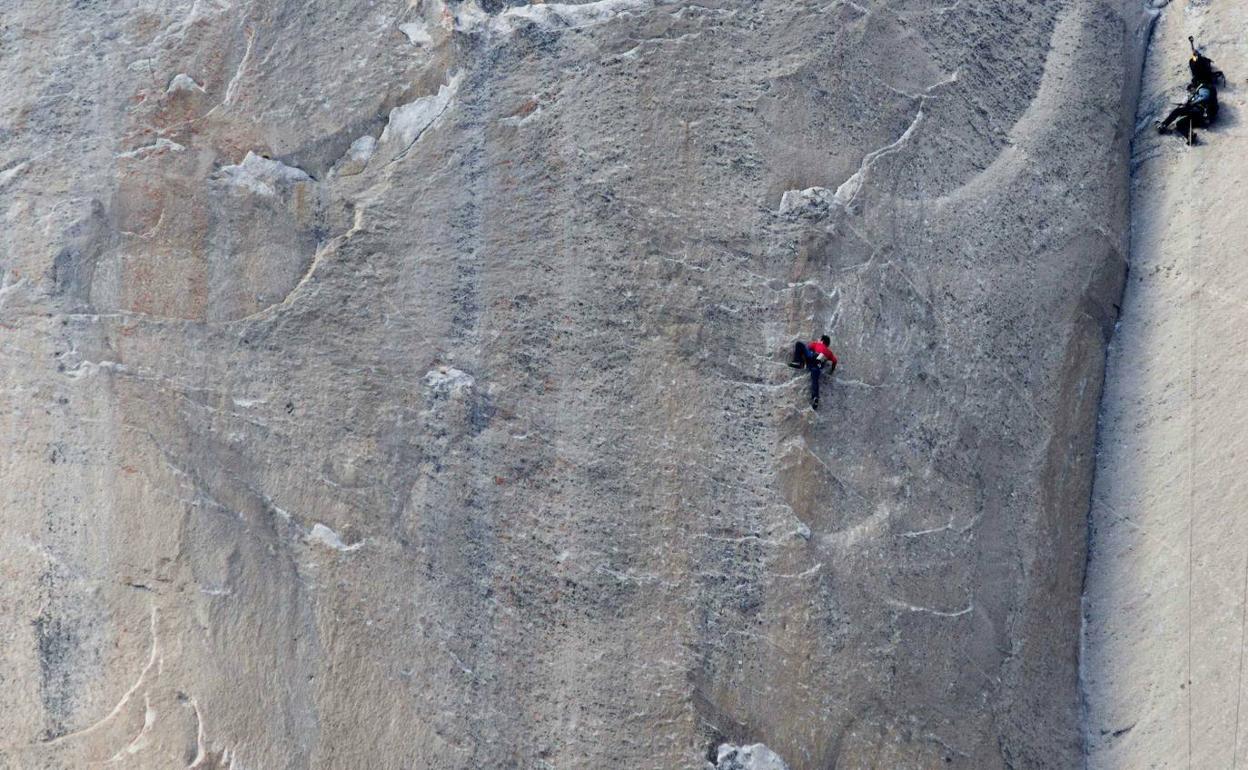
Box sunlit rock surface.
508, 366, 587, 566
0, 0, 1141, 767
1084, 1, 1248, 766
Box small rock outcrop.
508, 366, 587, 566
711, 743, 791, 770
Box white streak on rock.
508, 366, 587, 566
43, 605, 161, 746
187, 697, 208, 768
887, 598, 974, 618
0, 153, 49, 189
116, 138, 186, 160
834, 108, 925, 208
771, 563, 822, 580
899, 519, 954, 538
108, 693, 156, 760
223, 27, 256, 107
493, 0, 652, 32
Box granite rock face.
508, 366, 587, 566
1, 0, 1141, 767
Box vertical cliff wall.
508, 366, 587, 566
1084, 1, 1248, 765
1, 1, 1138, 767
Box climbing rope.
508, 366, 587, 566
1186, 114, 1197, 769
1187, 340, 1194, 770
1231, 541, 1248, 767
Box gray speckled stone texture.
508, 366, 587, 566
0, 0, 1143, 767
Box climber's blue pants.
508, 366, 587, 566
793, 342, 822, 401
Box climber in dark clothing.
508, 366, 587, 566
1188, 36, 1223, 88
1157, 82, 1218, 144
788, 335, 837, 410
1158, 37, 1223, 144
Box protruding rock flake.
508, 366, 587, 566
217, 152, 313, 196
778, 186, 834, 215
378, 77, 460, 155
423, 366, 475, 399
165, 73, 204, 94
307, 523, 362, 552
333, 134, 377, 177
712, 743, 791, 770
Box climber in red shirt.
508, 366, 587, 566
788, 335, 837, 410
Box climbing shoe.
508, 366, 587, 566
788, 361, 803, 369
810, 397, 819, 411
